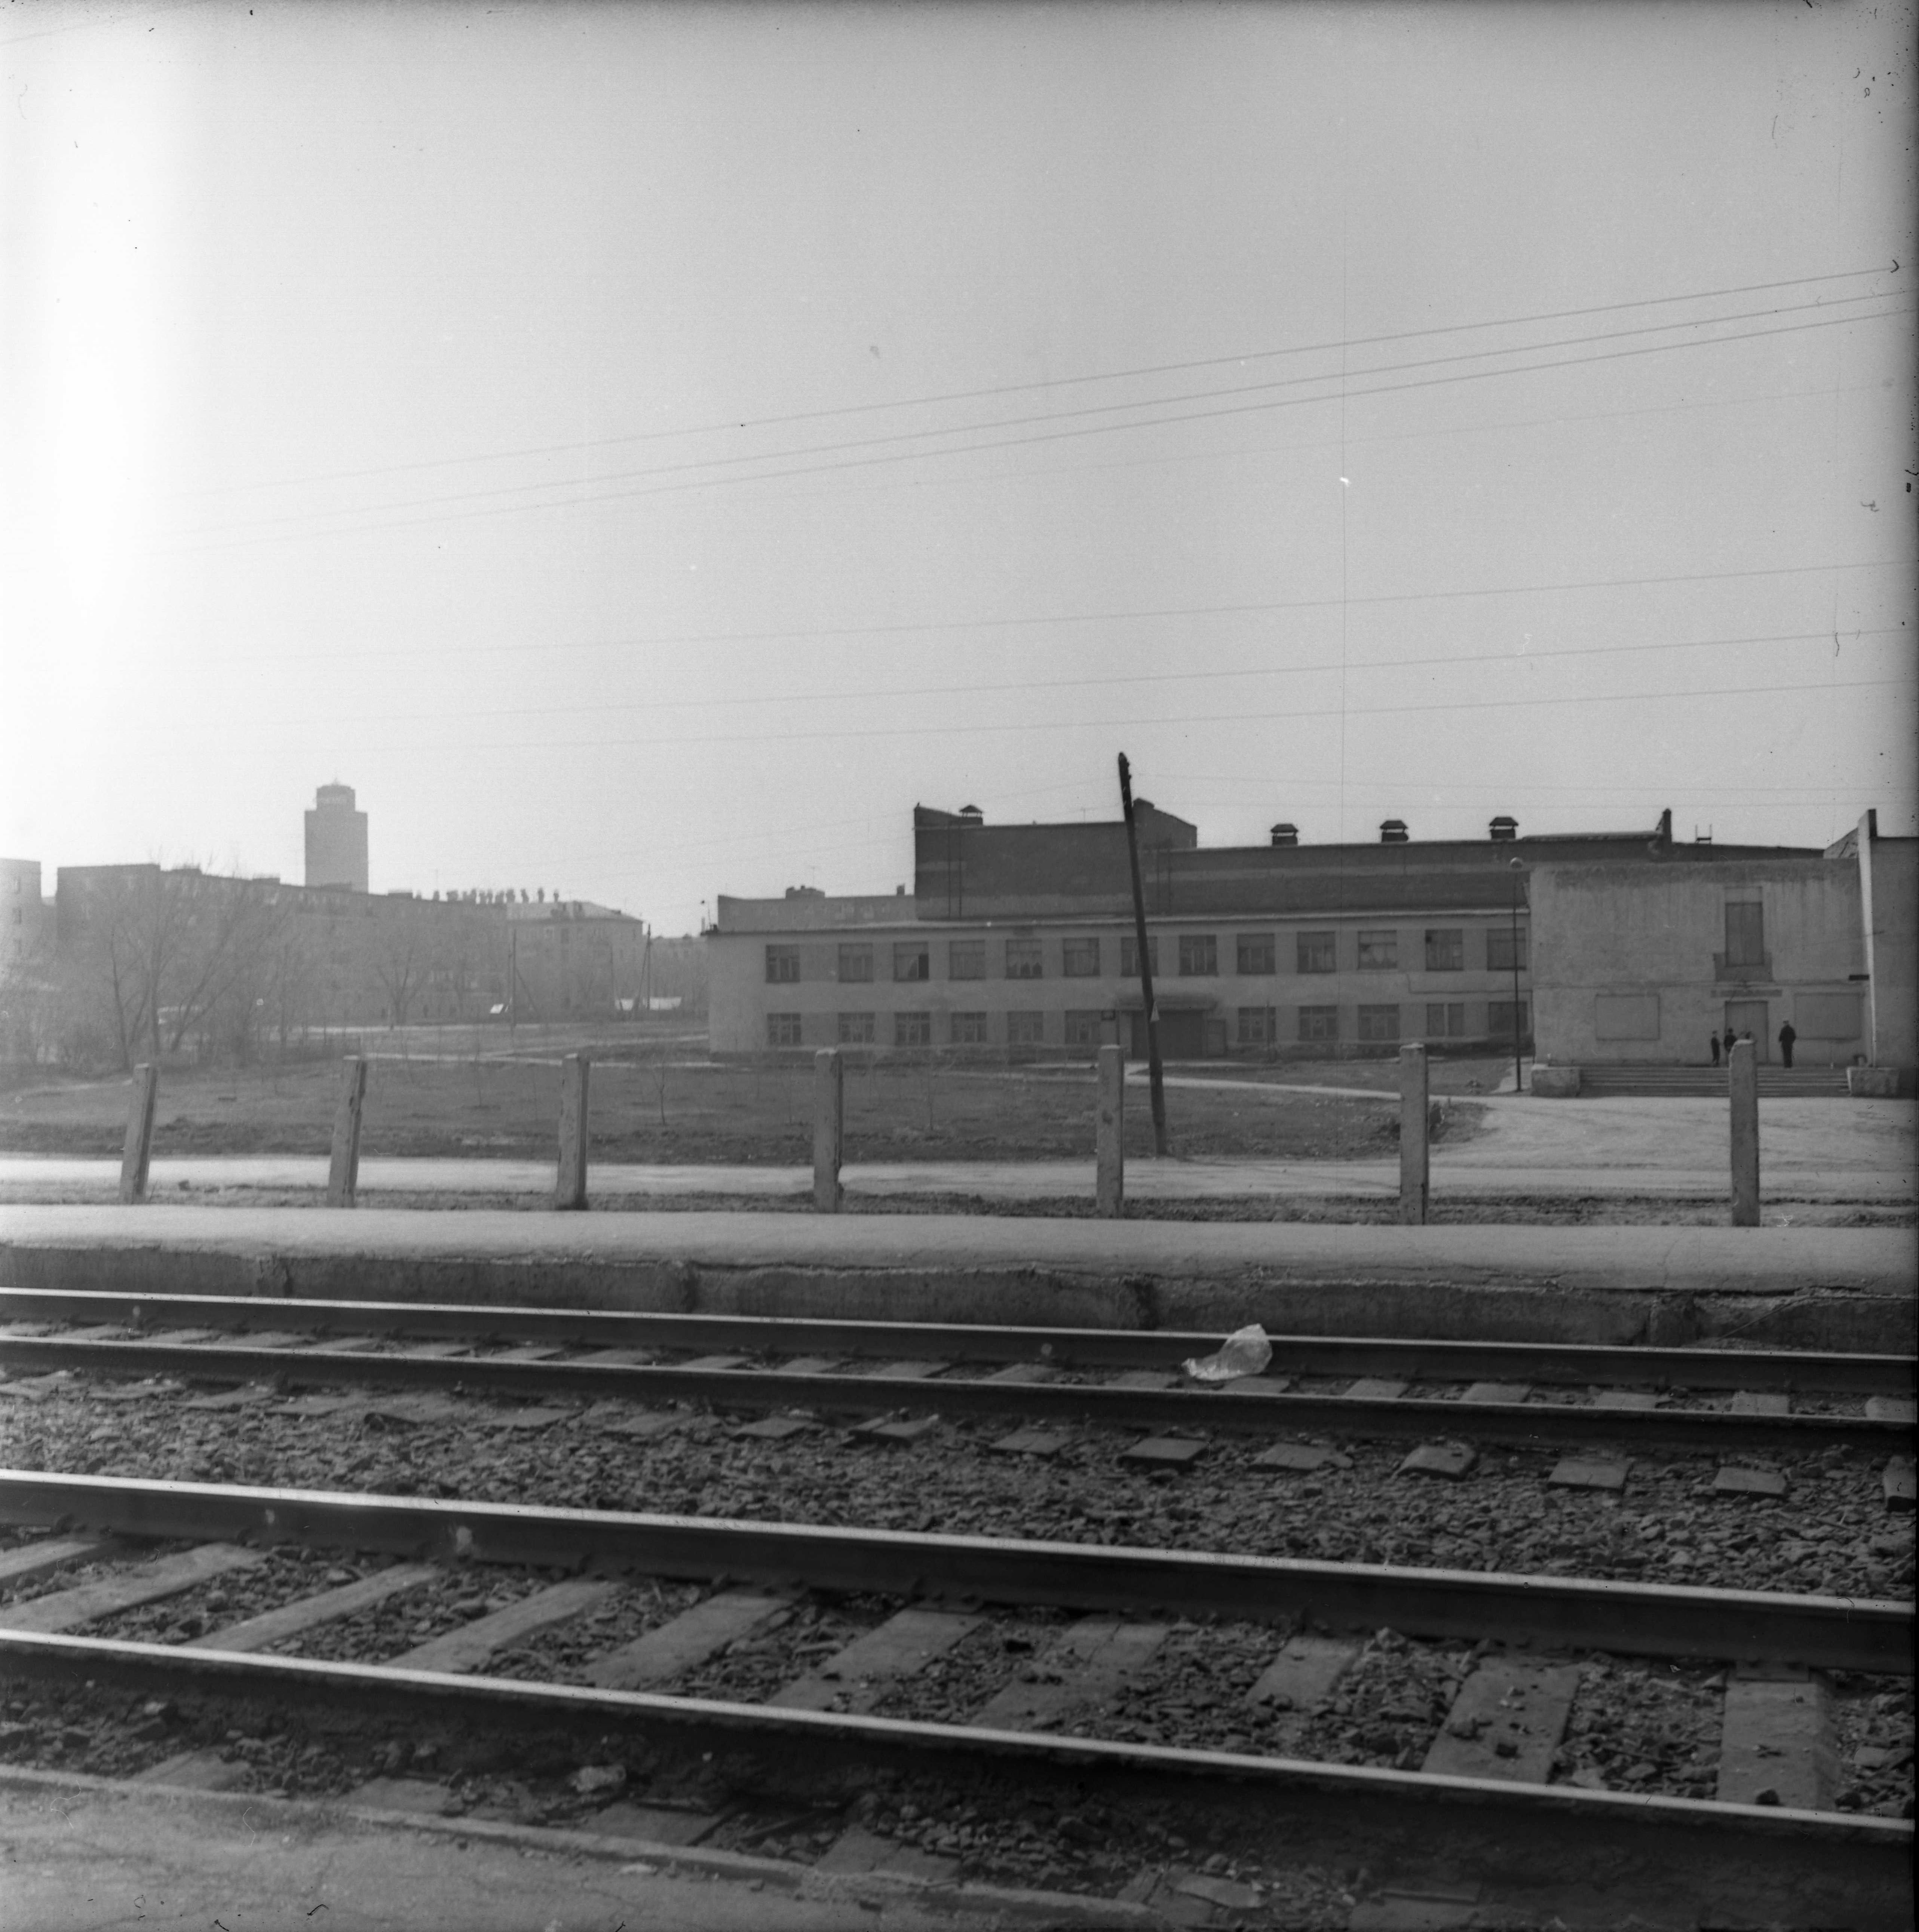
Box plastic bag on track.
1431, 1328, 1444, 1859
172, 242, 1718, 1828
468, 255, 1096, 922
1181, 1323, 1273, 1383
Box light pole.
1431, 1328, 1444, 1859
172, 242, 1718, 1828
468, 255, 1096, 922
1507, 856, 1525, 1094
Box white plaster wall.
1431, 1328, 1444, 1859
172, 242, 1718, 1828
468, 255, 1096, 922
1531, 860, 1866, 1066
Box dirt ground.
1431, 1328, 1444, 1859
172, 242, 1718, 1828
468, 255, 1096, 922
0, 1049, 1494, 1166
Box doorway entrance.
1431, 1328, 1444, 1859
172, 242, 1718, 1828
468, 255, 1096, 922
1723, 999, 1769, 1062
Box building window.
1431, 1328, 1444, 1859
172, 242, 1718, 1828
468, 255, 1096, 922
1298, 1004, 1339, 1043
767, 1013, 803, 1047
1007, 1009, 1045, 1045
765, 944, 800, 984
1296, 931, 1336, 974
1489, 998, 1531, 1037
951, 1011, 988, 1045
1724, 901, 1765, 967
1357, 1004, 1401, 1043
1487, 926, 1528, 973
1061, 937, 1101, 977
1423, 929, 1463, 972
1178, 933, 1218, 976
1237, 1005, 1277, 1045
1120, 933, 1159, 977
949, 939, 985, 980
838, 944, 873, 983
1424, 1002, 1466, 1037
895, 1010, 931, 1047
893, 941, 929, 982
1357, 931, 1398, 971
1235, 933, 1276, 976
1005, 937, 1044, 979
1062, 1009, 1106, 1048
837, 1011, 875, 1044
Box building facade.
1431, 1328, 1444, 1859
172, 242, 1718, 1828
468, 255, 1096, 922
1, 858, 51, 973
54, 864, 649, 1059
304, 783, 369, 893
710, 804, 1559, 1061
1530, 811, 1915, 1069
710, 801, 1916, 1073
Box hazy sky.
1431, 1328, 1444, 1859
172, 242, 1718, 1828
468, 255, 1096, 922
3, 0, 1913, 933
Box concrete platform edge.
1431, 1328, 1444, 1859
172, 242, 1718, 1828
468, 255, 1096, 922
0, 1763, 1167, 1929
1, 1210, 1912, 1352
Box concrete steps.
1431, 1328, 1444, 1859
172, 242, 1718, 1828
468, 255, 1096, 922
1575, 1066, 1851, 1098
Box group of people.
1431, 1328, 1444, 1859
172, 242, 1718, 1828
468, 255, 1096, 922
1710, 1023, 1796, 1067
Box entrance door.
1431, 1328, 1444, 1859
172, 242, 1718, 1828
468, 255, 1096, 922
1724, 999, 1769, 1062
1158, 1011, 1207, 1060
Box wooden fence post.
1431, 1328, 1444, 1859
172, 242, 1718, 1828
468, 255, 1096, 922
118, 1063, 158, 1205
1729, 1038, 1760, 1226
1095, 1043, 1125, 1217
814, 1048, 844, 1213
555, 1053, 591, 1210
327, 1056, 368, 1207
1398, 1043, 1429, 1225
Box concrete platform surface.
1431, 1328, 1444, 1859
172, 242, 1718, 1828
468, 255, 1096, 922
0, 1200, 1910, 1290
0, 1204, 1912, 1350
0, 1767, 1149, 1932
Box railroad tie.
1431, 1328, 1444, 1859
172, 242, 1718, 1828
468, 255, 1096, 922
182, 1564, 440, 1653
580, 1588, 792, 1690
1460, 1383, 1530, 1406
1421, 1658, 1580, 1784
1716, 1668, 1839, 1812
1729, 1391, 1792, 1417
974, 1616, 1168, 1732
1344, 1378, 1410, 1403
0, 1536, 126, 1592
0, 1544, 262, 1634
388, 1579, 617, 1674
1244, 1633, 1362, 1748
767, 1607, 983, 1713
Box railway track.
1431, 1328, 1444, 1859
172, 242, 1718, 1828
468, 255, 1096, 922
3, 1287, 1912, 1923
0, 1469, 1912, 1929
3, 1288, 1914, 1460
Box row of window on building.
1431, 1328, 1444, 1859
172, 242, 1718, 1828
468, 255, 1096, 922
767, 999, 1530, 1049
767, 927, 1528, 986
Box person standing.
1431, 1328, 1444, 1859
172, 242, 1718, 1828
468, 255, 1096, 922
1778, 1020, 1796, 1068
1710, 1031, 1722, 1066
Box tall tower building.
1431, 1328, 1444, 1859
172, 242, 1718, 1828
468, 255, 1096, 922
305, 783, 368, 891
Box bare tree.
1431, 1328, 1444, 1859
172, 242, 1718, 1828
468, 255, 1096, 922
371, 918, 421, 1029
57, 866, 292, 1070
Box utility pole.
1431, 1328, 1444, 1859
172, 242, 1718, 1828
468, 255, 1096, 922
1508, 857, 1525, 1095
1118, 753, 1170, 1156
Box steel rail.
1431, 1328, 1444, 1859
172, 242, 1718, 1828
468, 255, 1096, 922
3, 1334, 1907, 1455
0, 1627, 1908, 1901
0, 1471, 1908, 1674
1, 1286, 1912, 1393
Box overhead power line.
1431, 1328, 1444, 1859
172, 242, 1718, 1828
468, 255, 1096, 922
337, 673, 1908, 758
186, 263, 1894, 497
320, 625, 1907, 733
160, 290, 1907, 547
214, 555, 1907, 669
